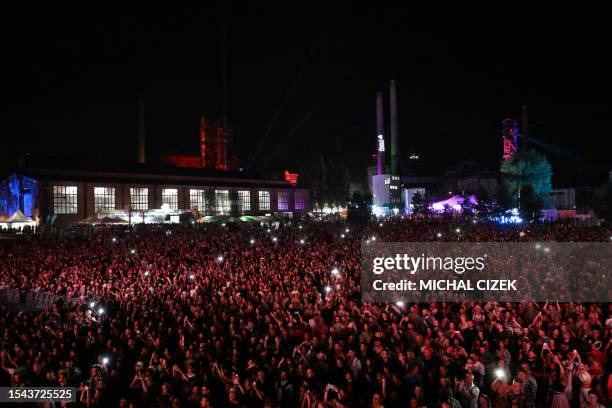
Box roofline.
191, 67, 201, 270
15, 168, 304, 189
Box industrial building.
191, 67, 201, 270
0, 115, 309, 228
371, 81, 402, 214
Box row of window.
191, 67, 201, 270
52, 186, 306, 214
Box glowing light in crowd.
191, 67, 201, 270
112, 237, 117, 243
331, 268, 339, 275
396, 301, 404, 307
221, 223, 226, 227
299, 225, 303, 230
437, 232, 442, 238
345, 228, 350, 233
325, 286, 332, 293
267, 229, 271, 233
217, 256, 224, 262
98, 307, 105, 315
497, 208, 523, 224
543, 247, 550, 253
189, 274, 195, 280
250, 239, 255, 244
272, 237, 277, 242
455, 228, 461, 233
102, 357, 109, 365
299, 239, 305, 244
535, 243, 541, 249
340, 234, 345, 238
371, 236, 376, 241
379, 223, 383, 227
89, 301, 95, 308
144, 271, 149, 277
495, 368, 506, 379
130, 249, 136, 254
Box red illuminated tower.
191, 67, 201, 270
502, 118, 518, 160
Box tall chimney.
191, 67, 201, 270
390, 80, 399, 175
137, 92, 145, 164
376, 92, 385, 175
521, 104, 529, 152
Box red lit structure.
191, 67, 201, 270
502, 118, 518, 160
284, 170, 299, 186
162, 116, 234, 171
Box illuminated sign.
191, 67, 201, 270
377, 135, 385, 152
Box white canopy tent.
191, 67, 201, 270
0, 209, 37, 229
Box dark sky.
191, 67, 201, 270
2, 3, 611, 186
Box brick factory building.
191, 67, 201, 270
1, 155, 309, 228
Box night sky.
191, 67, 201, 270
2, 3, 611, 186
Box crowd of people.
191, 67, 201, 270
0, 219, 610, 407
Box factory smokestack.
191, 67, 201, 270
376, 92, 385, 175
137, 92, 145, 164
390, 80, 399, 175
521, 104, 529, 152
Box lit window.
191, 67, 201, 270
162, 188, 178, 210
215, 189, 230, 214
238, 190, 251, 212
53, 186, 78, 214
94, 187, 115, 211
130, 188, 149, 210
189, 189, 207, 212
295, 191, 306, 210
258, 191, 270, 211
277, 191, 289, 211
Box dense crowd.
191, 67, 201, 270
0, 220, 610, 407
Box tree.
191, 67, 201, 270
460, 195, 474, 217
475, 186, 498, 219
593, 185, 612, 226
496, 181, 514, 212
299, 156, 350, 211
411, 191, 432, 216
442, 204, 455, 220
347, 191, 372, 224
519, 185, 544, 222
500, 148, 553, 207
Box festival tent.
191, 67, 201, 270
1, 209, 37, 228
431, 195, 477, 213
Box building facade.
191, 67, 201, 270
1, 158, 309, 227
